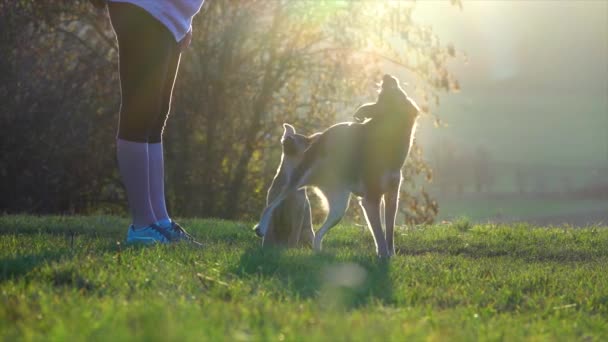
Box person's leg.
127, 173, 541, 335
148, 46, 181, 227
116, 140, 155, 228
147, 47, 201, 245
109, 3, 176, 237
147, 143, 169, 225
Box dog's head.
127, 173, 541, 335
281, 123, 316, 167
379, 74, 420, 120
381, 74, 399, 90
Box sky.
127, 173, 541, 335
410, 0, 608, 167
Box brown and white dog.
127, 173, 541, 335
255, 75, 420, 257
253, 124, 317, 248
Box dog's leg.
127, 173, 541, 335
380, 198, 386, 229
384, 173, 402, 256
256, 189, 290, 237
298, 199, 315, 248
257, 168, 313, 237
313, 189, 350, 252
288, 199, 307, 247
360, 196, 390, 258
384, 190, 400, 257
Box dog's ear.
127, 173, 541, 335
282, 136, 297, 155
281, 124, 298, 155
282, 123, 296, 138
353, 102, 376, 121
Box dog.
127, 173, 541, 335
253, 124, 317, 248
255, 74, 420, 257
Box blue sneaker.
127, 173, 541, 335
158, 221, 203, 247
126, 224, 171, 245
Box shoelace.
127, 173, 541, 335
170, 222, 203, 246
170, 222, 194, 240
149, 223, 172, 241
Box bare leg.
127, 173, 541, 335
360, 196, 389, 258
313, 189, 350, 252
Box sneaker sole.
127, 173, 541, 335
126, 237, 167, 245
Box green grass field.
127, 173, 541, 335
436, 197, 608, 224
1, 215, 607, 341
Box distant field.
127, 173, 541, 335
436, 197, 608, 225
1, 215, 607, 341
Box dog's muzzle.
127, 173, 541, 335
253, 224, 264, 238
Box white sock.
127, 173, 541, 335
148, 142, 171, 224
116, 139, 157, 228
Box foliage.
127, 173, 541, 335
0, 0, 119, 213
1, 215, 607, 340
0, 1, 459, 222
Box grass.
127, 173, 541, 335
436, 197, 608, 222
1, 215, 607, 341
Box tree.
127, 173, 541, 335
167, 1, 460, 221
0, 0, 119, 213
0, 1, 460, 224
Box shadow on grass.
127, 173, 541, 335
0, 239, 120, 285
234, 246, 393, 309
0, 252, 67, 284
396, 237, 606, 262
